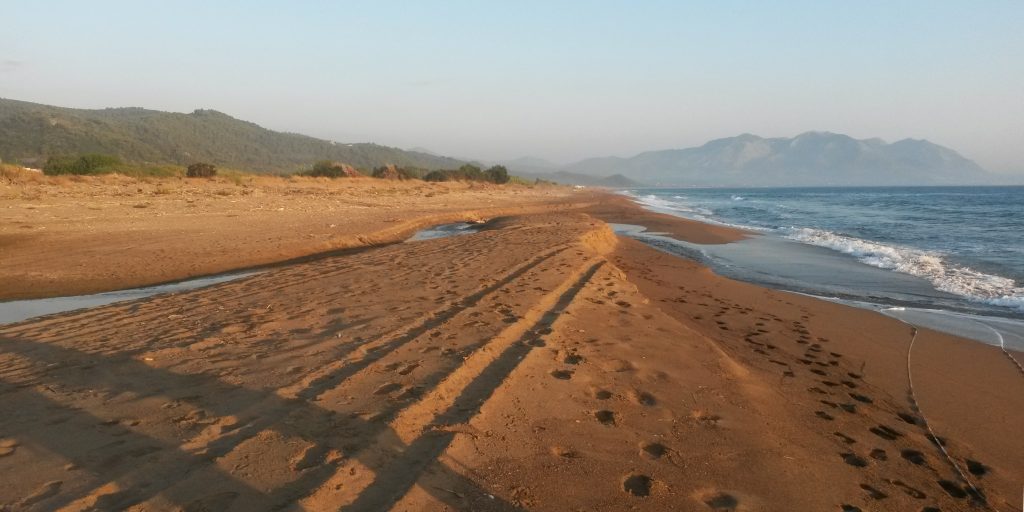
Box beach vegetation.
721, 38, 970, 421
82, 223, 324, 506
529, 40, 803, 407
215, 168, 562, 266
44, 154, 122, 175
305, 161, 364, 178
186, 162, 217, 178
423, 164, 514, 184
371, 164, 423, 180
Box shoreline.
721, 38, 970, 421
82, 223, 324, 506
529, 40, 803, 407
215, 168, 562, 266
619, 187, 1024, 321
0, 186, 1020, 510
608, 192, 1024, 351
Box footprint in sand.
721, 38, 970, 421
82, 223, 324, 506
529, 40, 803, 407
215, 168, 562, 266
622, 474, 653, 497
868, 425, 902, 441
841, 452, 868, 468
640, 442, 668, 459
834, 432, 857, 444
849, 393, 873, 404
594, 410, 616, 425
859, 483, 888, 500
966, 459, 988, 476
897, 412, 922, 425
550, 370, 573, 380
628, 390, 656, 406
936, 480, 968, 499
886, 479, 926, 499
900, 449, 926, 465
701, 491, 740, 510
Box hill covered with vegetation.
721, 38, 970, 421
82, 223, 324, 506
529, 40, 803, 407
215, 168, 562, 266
0, 98, 466, 173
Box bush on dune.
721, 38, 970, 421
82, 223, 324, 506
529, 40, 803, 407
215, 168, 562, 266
305, 160, 364, 178
371, 164, 423, 180
422, 164, 511, 184
186, 162, 217, 178
43, 154, 123, 175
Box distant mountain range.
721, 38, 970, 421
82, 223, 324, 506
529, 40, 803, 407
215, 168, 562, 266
506, 133, 998, 187
0, 98, 1001, 186
0, 98, 464, 172
489, 157, 636, 187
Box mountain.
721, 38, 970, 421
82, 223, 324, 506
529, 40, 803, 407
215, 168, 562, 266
564, 132, 993, 186
500, 156, 559, 173
0, 98, 466, 172
499, 157, 642, 187
514, 170, 642, 188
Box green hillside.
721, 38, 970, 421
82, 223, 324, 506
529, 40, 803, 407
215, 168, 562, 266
0, 98, 465, 172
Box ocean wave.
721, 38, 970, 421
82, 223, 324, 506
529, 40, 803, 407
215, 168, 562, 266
786, 228, 1024, 312
731, 195, 745, 201
632, 193, 715, 217
623, 191, 770, 232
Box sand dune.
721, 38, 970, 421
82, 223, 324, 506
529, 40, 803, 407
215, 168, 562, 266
0, 185, 1020, 511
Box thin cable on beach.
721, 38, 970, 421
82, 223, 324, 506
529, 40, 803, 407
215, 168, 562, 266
900, 322, 989, 507
972, 320, 1024, 377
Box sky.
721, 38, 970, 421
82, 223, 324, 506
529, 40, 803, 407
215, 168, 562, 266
1, 1, 1022, 173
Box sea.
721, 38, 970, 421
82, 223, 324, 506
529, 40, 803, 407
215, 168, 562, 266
618, 186, 1024, 350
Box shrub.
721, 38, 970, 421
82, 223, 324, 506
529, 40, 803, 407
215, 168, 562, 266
422, 164, 513, 184
186, 162, 217, 178
484, 165, 510, 184
306, 161, 363, 178
43, 154, 122, 175
423, 170, 451, 182
372, 164, 423, 180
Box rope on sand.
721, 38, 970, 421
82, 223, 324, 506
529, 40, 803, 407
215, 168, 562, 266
973, 320, 1024, 377
901, 323, 989, 506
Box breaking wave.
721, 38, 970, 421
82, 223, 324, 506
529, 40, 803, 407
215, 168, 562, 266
786, 227, 1024, 312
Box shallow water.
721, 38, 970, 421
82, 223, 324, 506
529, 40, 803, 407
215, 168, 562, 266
625, 186, 1024, 317
405, 222, 480, 242
0, 271, 257, 325
611, 223, 1024, 350
0, 222, 483, 325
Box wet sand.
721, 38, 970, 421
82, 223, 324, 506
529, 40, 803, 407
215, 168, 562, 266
0, 181, 1021, 511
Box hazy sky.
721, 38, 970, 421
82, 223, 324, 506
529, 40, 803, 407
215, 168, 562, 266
2, 1, 1022, 172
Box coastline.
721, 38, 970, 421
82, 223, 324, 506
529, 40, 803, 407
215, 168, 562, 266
0, 185, 1020, 510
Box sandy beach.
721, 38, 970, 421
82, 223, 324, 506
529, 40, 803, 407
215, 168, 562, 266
1, 177, 1021, 511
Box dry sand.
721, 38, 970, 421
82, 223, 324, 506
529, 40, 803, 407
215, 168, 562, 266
0, 174, 591, 300
0, 177, 1021, 511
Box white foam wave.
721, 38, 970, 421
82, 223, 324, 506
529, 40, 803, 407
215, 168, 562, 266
786, 228, 1024, 312
623, 191, 769, 232
633, 193, 715, 217
731, 195, 745, 201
